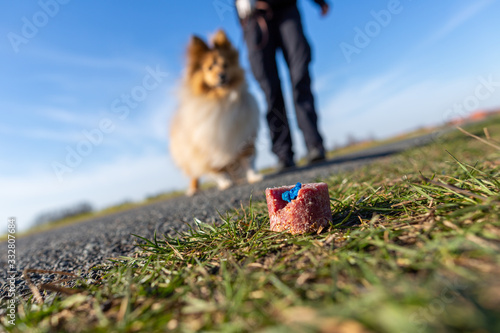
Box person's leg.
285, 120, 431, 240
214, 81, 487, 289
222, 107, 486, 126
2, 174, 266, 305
242, 17, 294, 164
278, 6, 325, 159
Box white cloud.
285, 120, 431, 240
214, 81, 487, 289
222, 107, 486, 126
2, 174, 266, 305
321, 67, 407, 122
319, 67, 500, 146
1, 152, 185, 232
417, 0, 495, 49
28, 46, 150, 73
41, 108, 96, 125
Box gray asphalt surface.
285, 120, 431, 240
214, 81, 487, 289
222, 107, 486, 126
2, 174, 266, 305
0, 133, 437, 300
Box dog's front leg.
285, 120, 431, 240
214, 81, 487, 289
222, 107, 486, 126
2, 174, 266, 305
210, 172, 234, 191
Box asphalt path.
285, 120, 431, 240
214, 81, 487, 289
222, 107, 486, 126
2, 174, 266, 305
0, 132, 438, 300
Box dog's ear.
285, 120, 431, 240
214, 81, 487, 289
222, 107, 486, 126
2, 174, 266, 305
187, 36, 209, 76
188, 35, 209, 60
212, 29, 231, 50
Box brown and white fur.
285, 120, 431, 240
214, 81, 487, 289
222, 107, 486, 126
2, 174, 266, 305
169, 30, 263, 196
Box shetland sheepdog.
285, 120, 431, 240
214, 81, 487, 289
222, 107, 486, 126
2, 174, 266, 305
169, 30, 263, 196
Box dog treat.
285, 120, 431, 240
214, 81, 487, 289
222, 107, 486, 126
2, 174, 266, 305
266, 182, 332, 234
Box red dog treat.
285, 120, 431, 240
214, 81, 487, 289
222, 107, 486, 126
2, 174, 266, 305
265, 182, 332, 234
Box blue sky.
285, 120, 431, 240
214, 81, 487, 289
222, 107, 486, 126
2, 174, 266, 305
1, 0, 500, 231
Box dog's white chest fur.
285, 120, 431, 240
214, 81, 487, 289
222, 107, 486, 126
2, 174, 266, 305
228, 90, 238, 103
170, 84, 260, 177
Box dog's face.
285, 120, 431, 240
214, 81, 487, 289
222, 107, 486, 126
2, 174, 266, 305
186, 30, 244, 98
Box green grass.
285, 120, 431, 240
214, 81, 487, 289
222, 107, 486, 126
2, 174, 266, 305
2, 117, 500, 332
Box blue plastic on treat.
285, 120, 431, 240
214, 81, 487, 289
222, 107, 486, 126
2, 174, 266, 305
282, 182, 302, 203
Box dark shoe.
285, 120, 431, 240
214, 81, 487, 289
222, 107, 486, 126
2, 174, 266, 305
306, 148, 326, 165
275, 157, 296, 173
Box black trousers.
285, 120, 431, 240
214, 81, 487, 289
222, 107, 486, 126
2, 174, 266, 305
242, 5, 324, 160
